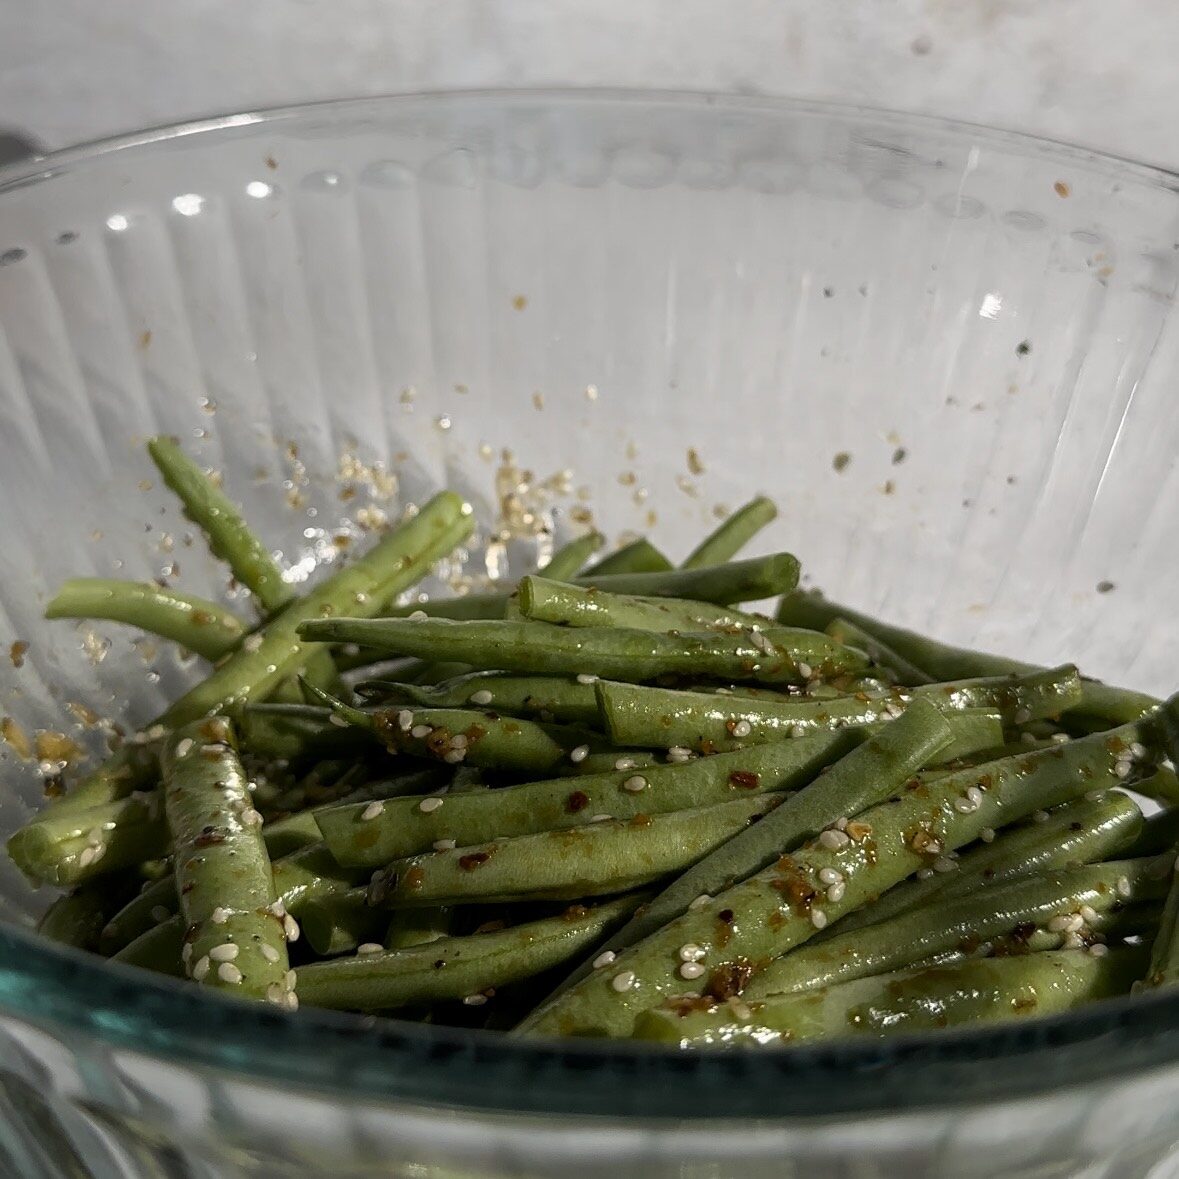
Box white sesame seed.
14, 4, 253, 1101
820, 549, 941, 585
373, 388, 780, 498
419, 796, 444, 813
267, 982, 286, 1005
443, 749, 465, 764
150, 905, 171, 923
284, 969, 297, 989
1078, 904, 1100, 925
790, 724, 808, 739
622, 775, 648, 793
192, 955, 210, 981
1084, 789, 1105, 802
261, 944, 280, 963
175, 737, 194, 759
714, 687, 733, 695
980, 828, 996, 843
589, 814, 613, 823
428, 839, 455, 853
358, 942, 383, 955
966, 786, 984, 805
593, 951, 617, 970
269, 899, 286, 917
450, 734, 469, 749
932, 856, 958, 874
835, 818, 848, 830
241, 807, 264, 828
328, 713, 351, 729
1060, 931, 1084, 950
470, 690, 494, 706
728, 1000, 753, 1022
209, 942, 239, 962
576, 674, 599, 685
243, 633, 264, 653
732, 720, 753, 738
1046, 915, 1072, 933
797, 662, 813, 679
1088, 943, 1109, 957
283, 914, 300, 942
216, 961, 243, 985
208, 905, 230, 925
1032, 810, 1051, 823
1114, 761, 1131, 780
397, 710, 414, 731
569, 744, 590, 764
817, 868, 843, 885
611, 970, 636, 992
145, 723, 168, 742
1051, 732, 1070, 744
181, 942, 193, 963
411, 724, 432, 739
614, 757, 636, 771
408, 610, 429, 622
678, 943, 705, 962
826, 882, 846, 903
78, 846, 96, 869
463, 993, 488, 1006
818, 829, 850, 851
361, 801, 385, 822
916, 868, 935, 880
678, 961, 706, 980
285, 990, 299, 1011
1013, 708, 1032, 725
953, 797, 977, 814
884, 702, 904, 720
666, 746, 693, 762
689, 894, 711, 910
810, 908, 828, 930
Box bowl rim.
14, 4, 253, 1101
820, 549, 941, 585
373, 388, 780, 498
3, 88, 1179, 1122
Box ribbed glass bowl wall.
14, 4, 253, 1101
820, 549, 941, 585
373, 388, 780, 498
0, 93, 1178, 1178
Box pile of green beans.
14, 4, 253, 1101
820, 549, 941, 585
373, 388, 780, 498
13, 438, 1178, 1050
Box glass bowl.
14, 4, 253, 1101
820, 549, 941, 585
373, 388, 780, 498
0, 91, 1178, 1178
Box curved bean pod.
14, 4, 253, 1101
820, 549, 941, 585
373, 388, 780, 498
582, 538, 673, 577
681, 496, 778, 569
1141, 695, 1179, 989
541, 532, 605, 580
824, 617, 933, 686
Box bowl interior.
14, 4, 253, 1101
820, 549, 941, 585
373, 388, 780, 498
0, 92, 1178, 1115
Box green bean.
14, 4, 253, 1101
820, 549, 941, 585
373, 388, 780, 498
777, 590, 1158, 727
300, 891, 388, 957
746, 858, 1166, 999
582, 539, 672, 577
158, 492, 471, 727
111, 915, 186, 978
682, 497, 778, 569
556, 697, 952, 992
299, 618, 865, 686
516, 721, 1149, 1037
825, 792, 1145, 937
37, 885, 119, 952
632, 947, 1148, 1047
1126, 803, 1179, 859
824, 617, 933, 686
30, 743, 159, 823
597, 667, 1077, 751
303, 684, 612, 775
563, 750, 661, 777
238, 703, 368, 761
148, 435, 293, 613
516, 576, 770, 633
162, 720, 291, 1005
355, 673, 602, 727
541, 532, 605, 580
316, 735, 863, 867
366, 795, 783, 908
299, 895, 643, 1012
7, 792, 167, 887
384, 907, 453, 950
1140, 694, 1179, 989
45, 579, 247, 662
1130, 765, 1179, 806
388, 553, 801, 620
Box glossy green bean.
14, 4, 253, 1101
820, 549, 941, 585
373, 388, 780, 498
158, 491, 472, 727
825, 792, 1144, 937
580, 539, 673, 577
300, 891, 388, 956
299, 895, 642, 1012
316, 735, 864, 867
163, 720, 291, 1005
238, 703, 368, 761
597, 667, 1080, 751
556, 698, 952, 992
148, 435, 293, 613
37, 885, 118, 952
1141, 695, 1179, 989
824, 617, 933, 686
632, 947, 1147, 1047
777, 590, 1158, 727
517, 721, 1150, 1037
366, 794, 783, 908
45, 579, 247, 661
111, 915, 186, 978
541, 532, 605, 580
7, 792, 167, 887
299, 617, 865, 686
746, 858, 1166, 998
387, 553, 801, 620
681, 497, 778, 569
1126, 802, 1179, 859
30, 743, 159, 824
516, 576, 770, 633
384, 906, 453, 950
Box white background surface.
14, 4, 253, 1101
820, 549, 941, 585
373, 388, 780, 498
1, 0, 1177, 168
